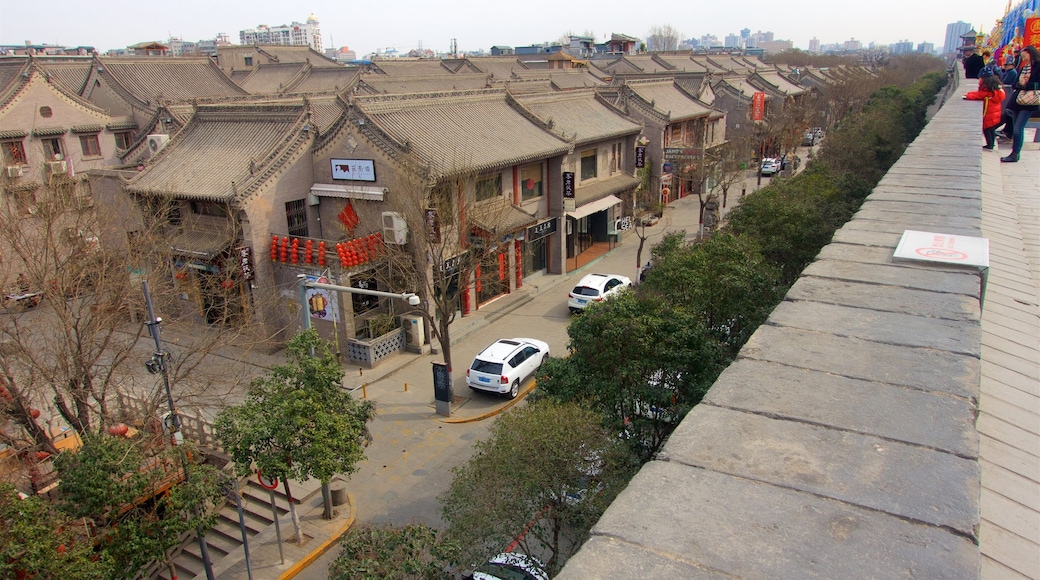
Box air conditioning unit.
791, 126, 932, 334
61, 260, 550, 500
401, 314, 424, 348
4, 166, 22, 178
381, 211, 408, 245
147, 134, 170, 155
45, 160, 67, 174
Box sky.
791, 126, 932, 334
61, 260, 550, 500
0, 0, 1005, 56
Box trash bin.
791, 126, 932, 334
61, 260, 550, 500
330, 483, 347, 506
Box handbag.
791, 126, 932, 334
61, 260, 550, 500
1016, 86, 1039, 106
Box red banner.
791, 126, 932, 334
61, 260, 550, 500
751, 92, 765, 121
1026, 18, 1040, 51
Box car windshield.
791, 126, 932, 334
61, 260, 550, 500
470, 359, 503, 374
572, 286, 600, 297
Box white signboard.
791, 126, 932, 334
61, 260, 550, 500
331, 158, 376, 182
893, 230, 989, 268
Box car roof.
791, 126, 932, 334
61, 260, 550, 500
476, 338, 537, 362
575, 273, 628, 288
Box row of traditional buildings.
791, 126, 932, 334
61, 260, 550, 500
0, 46, 867, 363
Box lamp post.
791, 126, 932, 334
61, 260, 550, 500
142, 280, 215, 580
296, 274, 420, 518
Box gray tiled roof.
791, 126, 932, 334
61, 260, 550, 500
359, 74, 489, 94
468, 197, 537, 234
467, 57, 529, 80
34, 58, 93, 94
126, 103, 308, 202
0, 59, 28, 105
515, 90, 641, 145
652, 55, 709, 74
369, 60, 459, 77
511, 70, 607, 90
352, 89, 571, 177
757, 71, 807, 96
626, 80, 713, 120
289, 67, 359, 94
574, 173, 640, 206
236, 62, 308, 94
97, 56, 248, 103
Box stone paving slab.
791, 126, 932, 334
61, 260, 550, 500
831, 228, 903, 248
740, 325, 980, 399
981, 332, 1040, 364
841, 219, 981, 237
979, 434, 1039, 481
981, 487, 1039, 541
859, 199, 982, 218
818, 243, 983, 270
803, 259, 982, 295
704, 359, 978, 456
877, 174, 983, 192
979, 459, 1040, 511
661, 405, 980, 535
977, 414, 1038, 454
852, 209, 983, 230
978, 521, 1039, 579
786, 276, 979, 321
769, 300, 981, 356
555, 536, 727, 579
867, 190, 983, 207
582, 462, 979, 580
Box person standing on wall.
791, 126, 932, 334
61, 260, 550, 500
997, 55, 1020, 140
963, 47, 985, 79
963, 68, 1006, 150
1002, 45, 1040, 163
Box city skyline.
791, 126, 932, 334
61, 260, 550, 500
0, 0, 999, 56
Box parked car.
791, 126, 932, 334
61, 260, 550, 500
567, 273, 632, 314
470, 552, 549, 580
760, 158, 779, 176
466, 338, 550, 399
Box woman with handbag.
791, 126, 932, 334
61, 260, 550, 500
1002, 45, 1040, 163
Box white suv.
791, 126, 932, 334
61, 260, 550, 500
466, 338, 550, 399
567, 273, 632, 314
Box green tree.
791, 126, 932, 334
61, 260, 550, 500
536, 293, 722, 462
329, 523, 459, 579
643, 232, 783, 358
440, 400, 635, 576
0, 482, 112, 580
215, 328, 375, 541
52, 433, 222, 579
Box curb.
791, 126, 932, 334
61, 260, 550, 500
277, 492, 356, 579
440, 382, 536, 424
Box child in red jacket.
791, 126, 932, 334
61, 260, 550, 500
964, 72, 1007, 150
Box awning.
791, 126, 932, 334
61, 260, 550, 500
32, 126, 67, 137
310, 183, 386, 201
168, 229, 234, 260
71, 124, 103, 134
567, 194, 622, 220
469, 197, 537, 234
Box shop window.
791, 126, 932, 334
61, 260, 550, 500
520, 163, 543, 201
42, 138, 64, 161
114, 131, 133, 150
580, 149, 597, 180
285, 199, 308, 237
2, 140, 26, 165
79, 134, 101, 157
475, 174, 500, 202
351, 275, 380, 314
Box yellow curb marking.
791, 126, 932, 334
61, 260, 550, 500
278, 492, 356, 579
440, 381, 535, 424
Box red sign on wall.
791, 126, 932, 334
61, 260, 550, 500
1026, 18, 1040, 51
751, 92, 766, 121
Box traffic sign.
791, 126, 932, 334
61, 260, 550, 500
258, 471, 279, 490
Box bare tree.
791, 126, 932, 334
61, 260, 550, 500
625, 159, 663, 281
645, 25, 683, 52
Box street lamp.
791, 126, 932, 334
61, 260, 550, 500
142, 280, 215, 580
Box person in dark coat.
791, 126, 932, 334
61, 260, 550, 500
996, 57, 1020, 139
1002, 45, 1040, 163
963, 48, 985, 79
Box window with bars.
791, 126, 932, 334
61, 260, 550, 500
285, 199, 308, 237
475, 174, 501, 202
2, 140, 26, 165
79, 134, 101, 157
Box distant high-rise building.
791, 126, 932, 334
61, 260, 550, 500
808, 37, 820, 52
943, 21, 971, 55
843, 38, 863, 51
890, 40, 914, 55
239, 14, 322, 52
740, 28, 751, 41
917, 42, 935, 54
724, 34, 741, 48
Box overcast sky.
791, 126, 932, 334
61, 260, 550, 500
0, 0, 1001, 56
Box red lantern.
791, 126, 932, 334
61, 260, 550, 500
526, 178, 534, 190
108, 423, 129, 437
270, 235, 279, 260
317, 241, 327, 266
35, 451, 51, 461
304, 240, 313, 264
279, 237, 289, 262
221, 279, 235, 289
30, 408, 41, 419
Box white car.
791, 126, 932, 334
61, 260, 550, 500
567, 273, 632, 314
760, 158, 779, 176
466, 338, 550, 399
471, 552, 549, 580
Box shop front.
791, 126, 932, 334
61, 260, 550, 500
565, 194, 623, 272
168, 228, 245, 325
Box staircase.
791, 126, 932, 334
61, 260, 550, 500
152, 477, 294, 580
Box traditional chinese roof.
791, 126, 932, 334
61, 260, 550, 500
755, 70, 807, 96
126, 102, 311, 203
288, 67, 360, 94
467, 57, 532, 80
234, 62, 309, 93
368, 59, 462, 77
652, 54, 709, 74
624, 79, 715, 121
510, 69, 608, 90
351, 88, 571, 177
514, 90, 641, 146
357, 74, 490, 94
468, 197, 537, 234
93, 56, 248, 109
32, 56, 93, 94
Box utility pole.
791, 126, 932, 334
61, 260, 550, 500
143, 280, 215, 580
